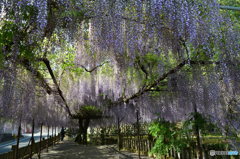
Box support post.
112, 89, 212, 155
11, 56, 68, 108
15, 120, 21, 159
193, 103, 203, 159
30, 119, 35, 159
100, 127, 105, 145
54, 126, 57, 144
47, 125, 49, 152
52, 126, 54, 147
136, 110, 141, 159
55, 126, 56, 137
38, 122, 43, 159
117, 117, 122, 151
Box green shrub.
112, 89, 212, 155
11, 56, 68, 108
149, 118, 187, 156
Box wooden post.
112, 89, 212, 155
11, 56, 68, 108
136, 110, 141, 159
38, 122, 43, 159
117, 117, 122, 151
15, 120, 21, 159
193, 104, 203, 159
181, 149, 185, 159
47, 125, 49, 152
52, 126, 54, 147
54, 126, 57, 144
55, 126, 56, 137
187, 147, 191, 159
100, 127, 105, 145
30, 119, 35, 159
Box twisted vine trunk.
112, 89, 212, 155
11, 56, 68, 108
75, 119, 83, 144
75, 118, 90, 145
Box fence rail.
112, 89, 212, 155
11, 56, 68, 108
0, 135, 60, 159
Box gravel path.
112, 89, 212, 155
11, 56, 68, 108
33, 139, 152, 159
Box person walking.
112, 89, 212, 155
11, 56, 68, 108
60, 127, 65, 141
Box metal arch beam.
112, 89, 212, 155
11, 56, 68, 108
220, 5, 240, 11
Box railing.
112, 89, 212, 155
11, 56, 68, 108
0, 135, 60, 159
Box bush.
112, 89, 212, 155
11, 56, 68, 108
149, 118, 187, 156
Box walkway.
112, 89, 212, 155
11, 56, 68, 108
33, 138, 152, 159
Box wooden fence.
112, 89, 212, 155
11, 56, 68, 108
122, 137, 153, 156
0, 135, 60, 159
121, 137, 239, 159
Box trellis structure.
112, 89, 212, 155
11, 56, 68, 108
220, 5, 240, 11
0, 1, 240, 158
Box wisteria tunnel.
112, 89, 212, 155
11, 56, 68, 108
0, 0, 240, 159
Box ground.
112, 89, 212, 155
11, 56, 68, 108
33, 137, 152, 159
